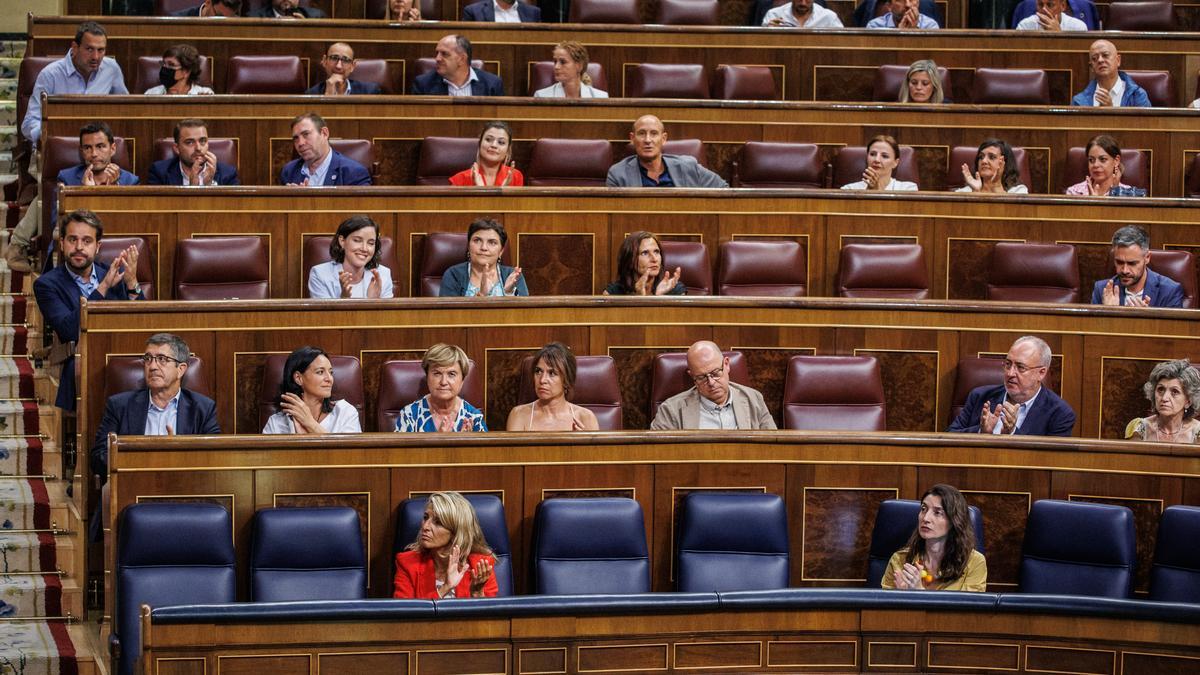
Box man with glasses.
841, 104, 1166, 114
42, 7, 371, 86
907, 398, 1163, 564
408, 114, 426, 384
651, 340, 775, 430
947, 336, 1075, 436
307, 43, 383, 96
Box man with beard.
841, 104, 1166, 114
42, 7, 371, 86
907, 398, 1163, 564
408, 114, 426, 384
149, 119, 240, 186
21, 22, 127, 145
1091, 225, 1183, 308
33, 210, 143, 411
249, 0, 326, 18
278, 112, 372, 186
762, 0, 843, 27
946, 336, 1075, 436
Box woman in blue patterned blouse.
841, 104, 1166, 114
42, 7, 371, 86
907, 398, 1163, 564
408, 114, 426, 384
395, 343, 487, 432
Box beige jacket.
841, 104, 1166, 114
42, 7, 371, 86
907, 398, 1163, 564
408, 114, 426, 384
650, 381, 776, 430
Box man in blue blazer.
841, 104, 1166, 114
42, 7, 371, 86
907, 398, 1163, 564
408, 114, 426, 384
461, 0, 542, 22
411, 35, 505, 96
148, 119, 240, 186
947, 336, 1076, 436
306, 43, 384, 95
33, 210, 143, 411
1072, 40, 1151, 107
278, 112, 372, 186
1091, 225, 1185, 308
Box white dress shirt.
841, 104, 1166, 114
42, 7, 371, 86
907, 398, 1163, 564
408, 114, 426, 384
262, 399, 361, 434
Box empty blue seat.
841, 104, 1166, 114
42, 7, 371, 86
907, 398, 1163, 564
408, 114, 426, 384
1019, 499, 1135, 599
532, 498, 650, 595
116, 502, 235, 675
676, 492, 789, 592
1149, 505, 1200, 603
250, 506, 366, 602
867, 499, 985, 588
395, 494, 513, 596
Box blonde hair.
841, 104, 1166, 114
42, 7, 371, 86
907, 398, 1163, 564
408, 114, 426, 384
554, 41, 593, 86
899, 59, 945, 104
421, 343, 470, 378
407, 491, 492, 556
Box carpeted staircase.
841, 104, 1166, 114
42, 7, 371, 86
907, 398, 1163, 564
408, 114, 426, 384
0, 39, 98, 675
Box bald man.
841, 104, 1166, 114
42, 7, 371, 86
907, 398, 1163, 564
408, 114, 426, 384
650, 341, 776, 430
307, 43, 383, 95
1072, 40, 1150, 107
606, 115, 729, 188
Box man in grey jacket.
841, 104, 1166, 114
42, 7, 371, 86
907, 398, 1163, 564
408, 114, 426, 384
606, 115, 729, 188
651, 340, 776, 430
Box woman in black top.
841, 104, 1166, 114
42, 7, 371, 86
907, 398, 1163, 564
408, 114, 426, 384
604, 231, 685, 296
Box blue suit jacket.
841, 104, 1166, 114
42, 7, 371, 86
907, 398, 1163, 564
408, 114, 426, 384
1090, 269, 1185, 308
90, 388, 220, 480
462, 0, 542, 21
33, 263, 139, 410
52, 164, 138, 231
305, 79, 383, 95
148, 157, 240, 186
1072, 71, 1151, 107
411, 68, 505, 96
947, 384, 1076, 436
278, 150, 372, 186
1011, 0, 1098, 29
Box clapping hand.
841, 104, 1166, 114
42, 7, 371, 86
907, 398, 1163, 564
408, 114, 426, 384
502, 266, 523, 295
979, 401, 1016, 434
468, 557, 493, 596
83, 163, 121, 186
961, 163, 983, 191
654, 267, 682, 295
366, 269, 383, 298
499, 159, 517, 186
1100, 279, 1121, 305
893, 561, 927, 590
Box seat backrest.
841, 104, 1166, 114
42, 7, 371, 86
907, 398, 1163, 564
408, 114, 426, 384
532, 498, 650, 594
676, 492, 789, 592
867, 499, 985, 588
569, 0, 641, 23
783, 355, 886, 430
1020, 499, 1136, 598
527, 61, 608, 95
659, 240, 712, 295
152, 137, 238, 170
17, 56, 57, 141
1149, 505, 1200, 602
650, 351, 750, 420
173, 236, 270, 300
135, 54, 214, 93
42, 135, 131, 239
376, 358, 484, 432
1106, 0, 1175, 31
394, 494, 513, 595
416, 137, 479, 185
301, 235, 398, 299
1186, 152, 1200, 197
657, 0, 719, 23
517, 355, 623, 430
948, 357, 1006, 426
832, 145, 919, 188
1063, 147, 1149, 191
1125, 70, 1176, 107
104, 353, 208, 402
227, 55, 306, 94
97, 236, 156, 300
837, 243, 929, 299
116, 502, 235, 675
526, 138, 613, 187
259, 353, 364, 429
710, 65, 777, 100
986, 241, 1080, 303
717, 239, 807, 296
946, 145, 1033, 192
250, 506, 366, 602
971, 68, 1050, 105
1148, 249, 1197, 308
734, 142, 824, 188
626, 63, 709, 99
349, 58, 399, 94
872, 63, 952, 102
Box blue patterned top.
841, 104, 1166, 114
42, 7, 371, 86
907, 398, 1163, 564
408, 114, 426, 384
395, 395, 487, 432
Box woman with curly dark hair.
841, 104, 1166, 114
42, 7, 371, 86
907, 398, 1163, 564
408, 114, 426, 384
881, 484, 987, 591
957, 139, 1028, 194
604, 231, 684, 296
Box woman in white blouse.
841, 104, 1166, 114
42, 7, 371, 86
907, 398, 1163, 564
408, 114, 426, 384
840, 135, 918, 191
533, 41, 608, 99
956, 139, 1029, 193
308, 215, 394, 299
262, 346, 361, 434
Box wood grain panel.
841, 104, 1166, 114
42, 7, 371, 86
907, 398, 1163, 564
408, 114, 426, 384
577, 643, 666, 672
218, 654, 310, 675
770, 640, 858, 668
154, 659, 206, 675
1026, 645, 1115, 675
318, 651, 409, 675
674, 641, 761, 669
927, 641, 1019, 670
800, 486, 899, 583
416, 648, 507, 675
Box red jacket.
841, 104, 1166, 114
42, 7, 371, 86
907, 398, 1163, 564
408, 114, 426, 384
448, 164, 524, 187
393, 549, 499, 599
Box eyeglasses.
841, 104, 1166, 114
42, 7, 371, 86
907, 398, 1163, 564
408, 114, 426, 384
1002, 359, 1043, 375
141, 354, 183, 366
324, 55, 354, 64
690, 367, 724, 386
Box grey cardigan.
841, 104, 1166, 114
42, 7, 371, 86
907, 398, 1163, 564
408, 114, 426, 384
605, 154, 729, 188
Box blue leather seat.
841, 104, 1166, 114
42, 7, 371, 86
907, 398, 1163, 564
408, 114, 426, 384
676, 492, 789, 592
1149, 505, 1200, 603
1019, 500, 1135, 599
116, 502, 235, 675
867, 499, 985, 588
250, 507, 366, 602
532, 498, 650, 595
395, 494, 513, 596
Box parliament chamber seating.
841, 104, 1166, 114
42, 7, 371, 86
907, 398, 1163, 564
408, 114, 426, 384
133, 54, 213, 94
660, 240, 712, 295
948, 357, 1006, 427
103, 354, 208, 400
258, 353, 365, 428
16, 55, 54, 147
1062, 147, 1150, 191
709, 65, 778, 100
782, 355, 887, 431
971, 68, 1051, 105
986, 242, 1080, 304
152, 0, 195, 12
375, 358, 484, 432
1019, 500, 1136, 598
831, 144, 920, 188
342, 58, 399, 95
656, 0, 720, 24
1148, 248, 1197, 308
1105, 0, 1177, 31
873, 63, 952, 102
517, 355, 624, 430
40, 134, 131, 238
532, 498, 651, 595
866, 499, 986, 588
173, 236, 271, 300
225, 55, 307, 95
115, 502, 235, 675
97, 236, 156, 299
1148, 505, 1200, 603
415, 137, 478, 186
716, 239, 807, 296
1186, 153, 1200, 197
1126, 70, 1176, 107
300, 234, 400, 298
525, 138, 613, 187
625, 63, 710, 99
417, 232, 513, 296
364, 0, 441, 19
676, 492, 789, 592
325, 139, 379, 182
526, 60, 608, 95
649, 351, 750, 419
836, 243, 930, 299
151, 136, 238, 171
249, 506, 366, 602
412, 58, 486, 91
945, 145, 1033, 191
568, 0, 642, 23
624, 138, 706, 165
732, 142, 824, 188
395, 494, 514, 596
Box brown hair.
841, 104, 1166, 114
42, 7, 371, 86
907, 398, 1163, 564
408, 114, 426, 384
163, 44, 202, 85
614, 231, 666, 293
554, 41, 593, 86
532, 342, 577, 397
901, 484, 976, 583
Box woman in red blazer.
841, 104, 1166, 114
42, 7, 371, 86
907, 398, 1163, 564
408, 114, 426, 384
393, 491, 499, 599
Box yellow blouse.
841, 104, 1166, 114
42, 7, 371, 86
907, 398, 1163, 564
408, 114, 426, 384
880, 548, 988, 592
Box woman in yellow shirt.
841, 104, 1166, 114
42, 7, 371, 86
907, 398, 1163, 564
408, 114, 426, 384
881, 484, 987, 591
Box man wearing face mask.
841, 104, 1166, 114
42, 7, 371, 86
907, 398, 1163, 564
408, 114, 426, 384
250, 0, 327, 18
144, 44, 213, 95
149, 119, 240, 187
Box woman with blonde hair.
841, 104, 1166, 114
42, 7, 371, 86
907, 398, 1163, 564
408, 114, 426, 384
395, 343, 487, 432
898, 59, 944, 104
385, 0, 421, 21
393, 491, 498, 598
534, 41, 608, 99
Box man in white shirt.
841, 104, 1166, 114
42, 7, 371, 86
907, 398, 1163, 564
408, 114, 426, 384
866, 0, 939, 28
1070, 40, 1151, 107
1016, 0, 1087, 30
763, 0, 844, 27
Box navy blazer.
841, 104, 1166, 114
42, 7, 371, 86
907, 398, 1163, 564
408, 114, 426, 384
305, 79, 383, 95
90, 388, 221, 480
147, 157, 241, 186
249, 5, 326, 17
411, 68, 505, 96
1090, 269, 1185, 308
51, 164, 138, 231
461, 0, 542, 22
946, 384, 1075, 436
33, 263, 139, 410
278, 150, 372, 186
439, 261, 529, 296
